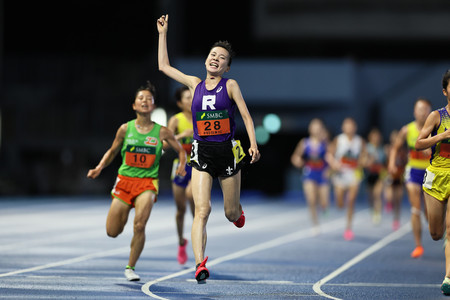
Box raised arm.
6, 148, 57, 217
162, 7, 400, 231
416, 111, 450, 150
87, 124, 127, 179
227, 79, 260, 164
157, 14, 200, 91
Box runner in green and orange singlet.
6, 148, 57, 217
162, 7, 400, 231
87, 81, 186, 281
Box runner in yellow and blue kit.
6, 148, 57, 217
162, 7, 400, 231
416, 69, 450, 295
166, 85, 195, 265
388, 98, 432, 259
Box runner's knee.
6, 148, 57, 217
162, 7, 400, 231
430, 230, 444, 241
411, 207, 421, 216
106, 227, 122, 238
428, 223, 445, 241
133, 220, 146, 234
176, 207, 186, 219
224, 207, 241, 222
176, 202, 187, 214
195, 205, 211, 220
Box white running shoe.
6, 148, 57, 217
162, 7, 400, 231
124, 268, 140, 281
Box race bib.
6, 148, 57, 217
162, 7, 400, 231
423, 169, 435, 190
124, 145, 156, 168
439, 141, 450, 159
196, 110, 230, 136
232, 140, 246, 164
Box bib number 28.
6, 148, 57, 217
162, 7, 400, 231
196, 110, 231, 136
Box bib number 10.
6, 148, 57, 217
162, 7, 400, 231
125, 152, 155, 168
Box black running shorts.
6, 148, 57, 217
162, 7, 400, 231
189, 139, 246, 178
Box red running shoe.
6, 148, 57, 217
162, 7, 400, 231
233, 210, 245, 228
195, 256, 209, 283
177, 239, 188, 265
343, 229, 354, 241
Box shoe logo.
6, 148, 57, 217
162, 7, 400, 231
216, 86, 223, 93
202, 163, 207, 169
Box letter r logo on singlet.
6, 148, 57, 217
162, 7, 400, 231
202, 95, 216, 110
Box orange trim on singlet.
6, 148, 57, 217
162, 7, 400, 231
182, 143, 192, 155
409, 149, 431, 160
368, 163, 385, 174
341, 157, 358, 168
305, 160, 326, 170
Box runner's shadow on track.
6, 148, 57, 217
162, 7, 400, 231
178, 264, 193, 270
209, 272, 242, 281
115, 282, 143, 291
150, 285, 216, 300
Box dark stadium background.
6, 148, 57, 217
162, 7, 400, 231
2, 0, 450, 196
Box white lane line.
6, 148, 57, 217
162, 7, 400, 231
140, 230, 323, 299
0, 209, 306, 278
185, 279, 440, 288
141, 210, 369, 299
185, 279, 298, 285
312, 222, 412, 300
329, 282, 439, 288
0, 230, 107, 252
0, 246, 130, 278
